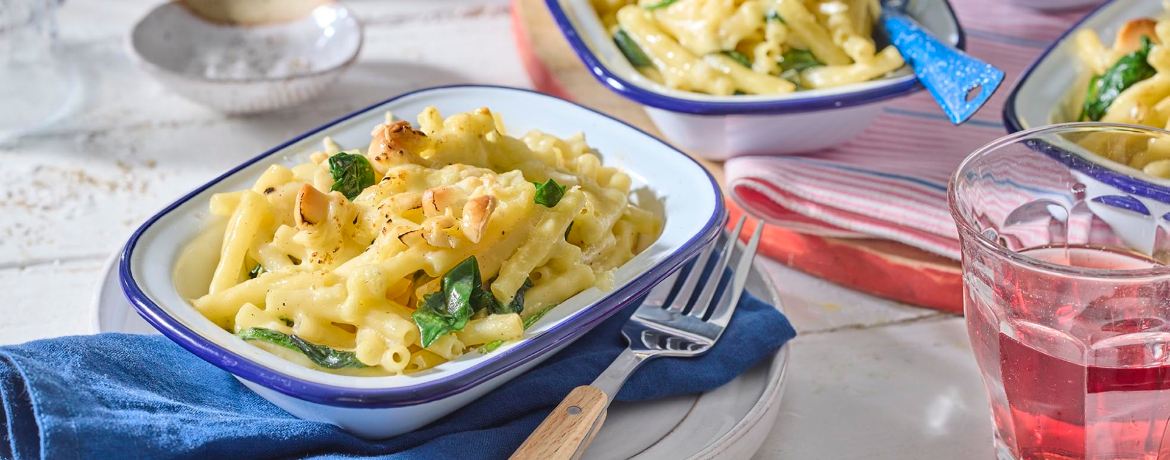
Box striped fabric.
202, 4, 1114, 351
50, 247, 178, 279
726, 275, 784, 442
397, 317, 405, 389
726, 0, 1097, 260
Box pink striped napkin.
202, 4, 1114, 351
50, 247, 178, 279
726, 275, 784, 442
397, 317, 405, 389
726, 0, 1094, 260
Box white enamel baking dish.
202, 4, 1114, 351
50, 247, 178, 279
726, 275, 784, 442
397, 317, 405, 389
1004, 1, 1170, 258
545, 0, 964, 158
120, 85, 724, 439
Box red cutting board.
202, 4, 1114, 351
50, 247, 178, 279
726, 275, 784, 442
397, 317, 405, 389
510, 0, 963, 314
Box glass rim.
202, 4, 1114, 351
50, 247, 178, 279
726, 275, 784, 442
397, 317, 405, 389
948, 121, 1170, 280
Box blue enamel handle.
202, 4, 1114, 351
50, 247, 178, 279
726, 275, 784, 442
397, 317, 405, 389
881, 7, 1005, 124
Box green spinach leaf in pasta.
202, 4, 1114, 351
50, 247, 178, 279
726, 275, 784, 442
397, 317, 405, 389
1083, 36, 1157, 121
488, 278, 532, 315
413, 257, 538, 346
237, 327, 366, 369
722, 50, 752, 68
644, 0, 678, 10
766, 10, 785, 23
478, 340, 505, 354
779, 69, 802, 89
523, 303, 560, 330
413, 256, 481, 347
413, 295, 460, 349
533, 179, 566, 207
780, 49, 823, 72
248, 263, 264, 279
327, 152, 376, 200
615, 29, 652, 68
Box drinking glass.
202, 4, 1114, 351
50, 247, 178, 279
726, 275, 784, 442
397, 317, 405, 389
950, 123, 1170, 460
0, 0, 79, 142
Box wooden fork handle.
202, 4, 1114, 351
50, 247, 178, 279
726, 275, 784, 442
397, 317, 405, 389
509, 386, 609, 460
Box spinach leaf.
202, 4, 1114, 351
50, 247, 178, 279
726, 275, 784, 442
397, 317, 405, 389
779, 69, 802, 89
488, 278, 532, 315
644, 0, 678, 10
615, 29, 652, 67
478, 290, 545, 354
523, 303, 559, 330
412, 256, 537, 346
766, 10, 785, 23
722, 50, 752, 68
780, 49, 823, 72
278, 316, 294, 327
327, 152, 376, 200
565, 221, 574, 240
478, 340, 505, 354
248, 264, 264, 279
238, 327, 366, 369
533, 179, 566, 207
413, 256, 481, 347
1083, 36, 1157, 121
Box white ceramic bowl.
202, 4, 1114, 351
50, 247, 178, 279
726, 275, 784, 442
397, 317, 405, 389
127, 1, 362, 115
1003, 0, 1170, 256
119, 85, 725, 439
545, 0, 963, 159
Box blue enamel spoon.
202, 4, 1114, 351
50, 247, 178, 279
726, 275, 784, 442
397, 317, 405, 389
882, 0, 1005, 124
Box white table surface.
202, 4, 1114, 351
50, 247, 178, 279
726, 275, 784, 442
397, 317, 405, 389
0, 0, 996, 458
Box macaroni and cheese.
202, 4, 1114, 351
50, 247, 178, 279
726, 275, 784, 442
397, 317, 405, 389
191, 107, 660, 376
1073, 7, 1170, 177
595, 0, 904, 95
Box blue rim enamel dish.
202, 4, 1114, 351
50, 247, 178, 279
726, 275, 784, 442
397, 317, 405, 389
1003, 0, 1126, 133
544, 0, 965, 115
119, 85, 725, 407
1003, 0, 1170, 205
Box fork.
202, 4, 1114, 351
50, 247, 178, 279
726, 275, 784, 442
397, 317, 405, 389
509, 216, 765, 460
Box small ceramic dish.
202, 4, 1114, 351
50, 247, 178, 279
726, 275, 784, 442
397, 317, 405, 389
545, 0, 963, 158
120, 85, 725, 439
1002, 1, 1170, 251
127, 1, 362, 114
1004, 0, 1146, 132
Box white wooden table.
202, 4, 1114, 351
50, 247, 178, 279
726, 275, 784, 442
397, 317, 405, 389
0, 0, 995, 458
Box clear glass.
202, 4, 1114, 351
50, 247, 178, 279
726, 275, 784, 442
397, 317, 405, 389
0, 0, 79, 142
951, 123, 1170, 460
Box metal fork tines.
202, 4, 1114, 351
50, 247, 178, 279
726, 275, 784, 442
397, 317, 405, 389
592, 215, 765, 399
509, 216, 765, 460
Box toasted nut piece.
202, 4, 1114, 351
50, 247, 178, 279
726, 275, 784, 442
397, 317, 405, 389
367, 121, 430, 174
295, 184, 329, 228
423, 186, 463, 217
422, 215, 458, 248
461, 195, 498, 244
1115, 18, 1160, 54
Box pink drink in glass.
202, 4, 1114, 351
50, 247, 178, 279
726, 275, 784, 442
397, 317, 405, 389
951, 125, 1170, 460
967, 246, 1170, 460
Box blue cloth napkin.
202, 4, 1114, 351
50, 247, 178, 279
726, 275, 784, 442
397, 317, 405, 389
0, 292, 794, 460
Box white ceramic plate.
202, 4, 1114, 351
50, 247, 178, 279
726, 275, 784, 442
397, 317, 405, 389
92, 245, 788, 460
